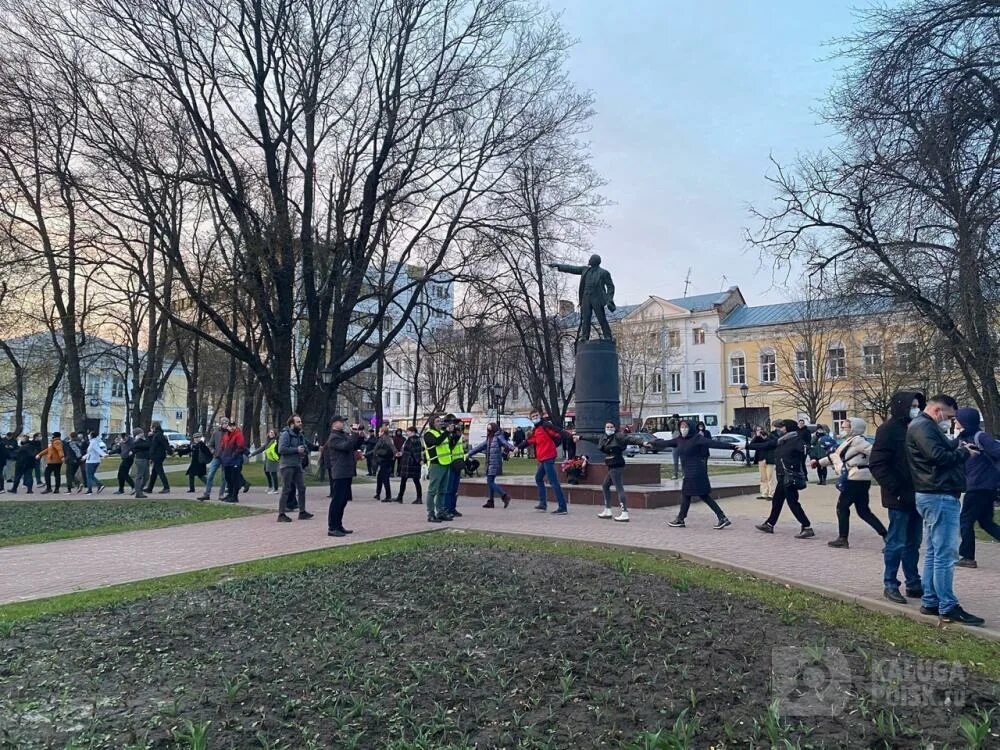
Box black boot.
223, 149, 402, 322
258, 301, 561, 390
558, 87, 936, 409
483, 498, 495, 508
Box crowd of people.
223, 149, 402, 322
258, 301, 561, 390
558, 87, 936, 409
741, 392, 998, 627
5, 390, 996, 627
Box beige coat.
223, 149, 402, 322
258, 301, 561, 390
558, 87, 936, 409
818, 435, 872, 482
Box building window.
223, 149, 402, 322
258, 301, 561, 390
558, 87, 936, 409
651, 372, 663, 394
827, 346, 846, 379
511, 383, 519, 401
863, 344, 882, 375
633, 374, 644, 392
111, 377, 126, 399
729, 354, 746, 385
760, 351, 777, 383
406, 391, 411, 408
667, 330, 681, 348
85, 374, 101, 398
394, 391, 401, 406
896, 342, 916, 374
669, 372, 681, 393
794, 349, 813, 380
832, 409, 848, 434
693, 370, 706, 392
692, 328, 705, 345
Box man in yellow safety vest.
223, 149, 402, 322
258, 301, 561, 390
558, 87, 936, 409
423, 415, 455, 523
441, 415, 466, 517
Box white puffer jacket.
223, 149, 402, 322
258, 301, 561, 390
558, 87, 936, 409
819, 434, 872, 482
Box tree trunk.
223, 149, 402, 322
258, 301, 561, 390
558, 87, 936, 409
39, 358, 66, 441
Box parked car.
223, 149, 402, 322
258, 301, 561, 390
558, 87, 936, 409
163, 431, 190, 451
712, 433, 753, 462
623, 432, 664, 456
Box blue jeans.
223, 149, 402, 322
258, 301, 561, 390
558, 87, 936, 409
85, 462, 102, 491
442, 469, 460, 514
883, 507, 922, 590
534, 459, 567, 510
915, 493, 961, 614
204, 457, 227, 497
486, 475, 506, 499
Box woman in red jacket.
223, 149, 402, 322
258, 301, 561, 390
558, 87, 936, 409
219, 423, 248, 503
516, 411, 568, 514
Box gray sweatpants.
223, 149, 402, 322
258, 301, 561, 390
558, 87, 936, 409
133, 459, 150, 496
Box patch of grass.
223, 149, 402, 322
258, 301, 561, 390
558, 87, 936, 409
0, 500, 262, 547
2, 530, 999, 682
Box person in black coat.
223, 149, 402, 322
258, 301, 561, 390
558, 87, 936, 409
178, 434, 213, 493
870, 391, 926, 604
658, 420, 733, 529
796, 419, 812, 478
10, 436, 36, 493
145, 421, 172, 493
395, 427, 424, 504
752, 419, 815, 538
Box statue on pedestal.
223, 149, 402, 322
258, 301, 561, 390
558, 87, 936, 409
549, 254, 616, 341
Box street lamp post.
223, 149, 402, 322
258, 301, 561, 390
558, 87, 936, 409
739, 383, 750, 466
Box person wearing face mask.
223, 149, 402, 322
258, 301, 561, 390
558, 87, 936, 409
870, 391, 926, 605
753, 419, 815, 538
813, 418, 886, 549
660, 420, 733, 529
906, 394, 983, 626
395, 426, 424, 504
953, 407, 1000, 569
515, 410, 569, 514
596, 422, 651, 522
467, 422, 516, 509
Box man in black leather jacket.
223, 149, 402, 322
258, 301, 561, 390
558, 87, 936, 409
870, 391, 925, 605
905, 394, 982, 626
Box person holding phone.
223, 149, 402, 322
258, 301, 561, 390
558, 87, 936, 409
954, 408, 1000, 569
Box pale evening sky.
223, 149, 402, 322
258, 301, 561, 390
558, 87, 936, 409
557, 0, 882, 306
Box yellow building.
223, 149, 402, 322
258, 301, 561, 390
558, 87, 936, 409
717, 298, 960, 435
0, 333, 189, 436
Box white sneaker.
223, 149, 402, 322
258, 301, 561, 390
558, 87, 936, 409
614, 510, 630, 522
597, 508, 613, 519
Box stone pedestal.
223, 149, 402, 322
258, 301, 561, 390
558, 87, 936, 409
573, 338, 621, 460
584, 462, 660, 486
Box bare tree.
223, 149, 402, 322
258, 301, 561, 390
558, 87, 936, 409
769, 299, 843, 423
615, 318, 664, 422
751, 0, 1000, 424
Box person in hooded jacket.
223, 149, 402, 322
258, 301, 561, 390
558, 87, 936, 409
752, 419, 815, 538
814, 418, 887, 548
954, 407, 1000, 568
870, 391, 926, 604
594, 421, 650, 523
660, 420, 733, 529
809, 427, 838, 486
395, 426, 424, 504
468, 422, 515, 509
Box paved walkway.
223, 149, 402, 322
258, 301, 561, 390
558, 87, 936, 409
2, 484, 998, 639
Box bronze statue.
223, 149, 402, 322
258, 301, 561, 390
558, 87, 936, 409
549, 254, 616, 341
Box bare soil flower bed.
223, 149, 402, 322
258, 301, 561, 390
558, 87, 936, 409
0, 546, 997, 748
0, 500, 260, 547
